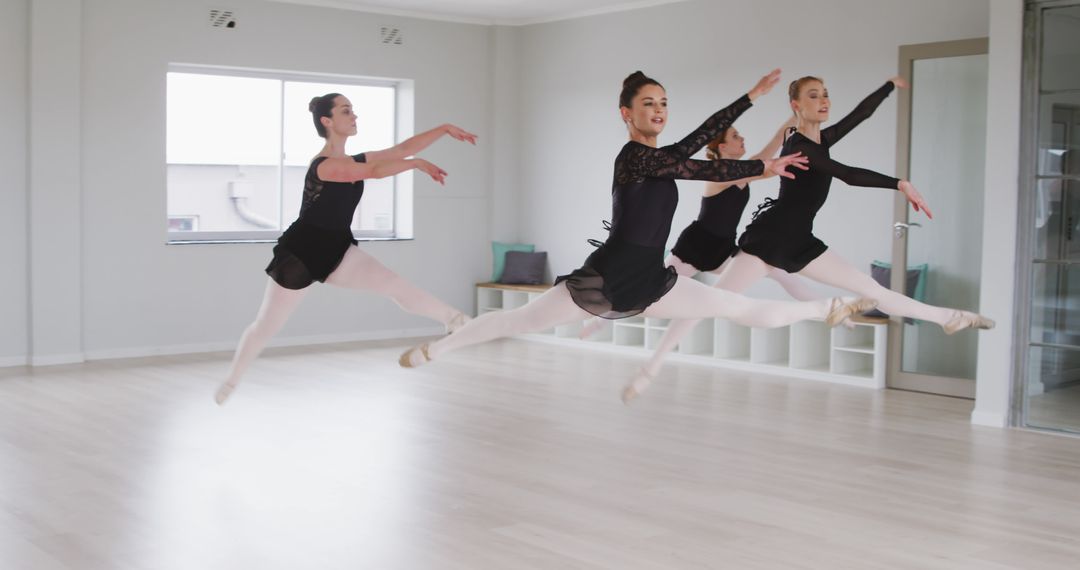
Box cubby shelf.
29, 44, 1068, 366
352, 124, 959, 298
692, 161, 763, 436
476, 282, 887, 389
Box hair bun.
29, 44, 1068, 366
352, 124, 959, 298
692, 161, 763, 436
308, 96, 321, 113
623, 71, 647, 88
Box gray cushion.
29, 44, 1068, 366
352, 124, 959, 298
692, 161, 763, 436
499, 251, 547, 285
864, 263, 923, 323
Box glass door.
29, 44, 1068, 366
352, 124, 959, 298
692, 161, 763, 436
889, 40, 989, 398
1018, 1, 1080, 433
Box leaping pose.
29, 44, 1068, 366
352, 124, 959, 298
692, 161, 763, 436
398, 70, 876, 377
215, 93, 477, 404
626, 75, 994, 401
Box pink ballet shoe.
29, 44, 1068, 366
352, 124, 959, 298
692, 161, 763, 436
826, 297, 879, 327
943, 311, 995, 335
621, 369, 656, 404
214, 381, 239, 406
399, 343, 433, 368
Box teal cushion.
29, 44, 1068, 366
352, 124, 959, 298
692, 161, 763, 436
492, 242, 535, 282
870, 260, 928, 301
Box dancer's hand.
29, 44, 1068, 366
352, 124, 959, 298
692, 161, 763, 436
888, 76, 909, 89
748, 68, 782, 102
414, 159, 448, 185
762, 151, 809, 179
444, 124, 478, 145
899, 180, 933, 218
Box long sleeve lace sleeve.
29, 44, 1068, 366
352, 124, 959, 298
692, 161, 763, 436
617, 143, 765, 184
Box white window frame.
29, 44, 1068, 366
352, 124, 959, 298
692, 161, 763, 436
165, 63, 415, 244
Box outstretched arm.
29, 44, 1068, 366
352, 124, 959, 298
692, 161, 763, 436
317, 155, 448, 185
794, 139, 930, 215
624, 144, 807, 184
669, 69, 782, 158
365, 124, 477, 162
821, 78, 902, 147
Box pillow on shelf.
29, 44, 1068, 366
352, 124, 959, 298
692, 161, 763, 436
864, 261, 928, 323
491, 241, 535, 282
499, 251, 548, 285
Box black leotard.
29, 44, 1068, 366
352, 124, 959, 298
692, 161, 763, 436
670, 183, 750, 271
738, 82, 900, 272
556, 95, 764, 318
265, 154, 367, 289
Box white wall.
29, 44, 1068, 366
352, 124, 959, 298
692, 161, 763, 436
973, 0, 1024, 428
488, 25, 522, 243
71, 0, 494, 358
516, 0, 989, 300
0, 0, 29, 366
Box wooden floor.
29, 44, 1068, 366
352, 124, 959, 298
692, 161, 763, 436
2, 338, 1079, 570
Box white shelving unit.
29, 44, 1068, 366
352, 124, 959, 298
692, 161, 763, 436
476, 283, 888, 389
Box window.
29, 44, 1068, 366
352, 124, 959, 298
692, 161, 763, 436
166, 66, 405, 243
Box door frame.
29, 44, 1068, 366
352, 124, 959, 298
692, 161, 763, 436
889, 38, 989, 397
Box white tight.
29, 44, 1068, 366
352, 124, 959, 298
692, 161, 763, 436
582, 254, 820, 338
641, 249, 956, 377
223, 246, 461, 389
426, 278, 836, 360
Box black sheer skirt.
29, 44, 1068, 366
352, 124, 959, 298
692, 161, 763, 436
555, 236, 678, 319
670, 220, 737, 273
265, 220, 357, 290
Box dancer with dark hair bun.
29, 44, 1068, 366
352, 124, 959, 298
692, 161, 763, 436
577, 115, 820, 341
215, 93, 477, 404
399, 70, 876, 376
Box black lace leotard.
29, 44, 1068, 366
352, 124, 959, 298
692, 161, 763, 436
265, 153, 367, 289
670, 182, 751, 272
738, 82, 901, 272
556, 95, 764, 318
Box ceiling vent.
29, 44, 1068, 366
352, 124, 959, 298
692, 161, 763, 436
209, 9, 237, 29
380, 26, 403, 45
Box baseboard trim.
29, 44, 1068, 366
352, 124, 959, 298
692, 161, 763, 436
970, 409, 1008, 428
29, 353, 86, 367
71, 327, 445, 363
0, 355, 29, 368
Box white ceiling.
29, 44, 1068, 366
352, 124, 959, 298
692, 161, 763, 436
265, 0, 693, 26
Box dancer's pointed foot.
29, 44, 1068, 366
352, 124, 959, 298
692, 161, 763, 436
399, 343, 432, 368
446, 312, 470, 334
214, 381, 239, 406
578, 317, 606, 340
826, 297, 878, 327
943, 311, 995, 335
621, 368, 656, 404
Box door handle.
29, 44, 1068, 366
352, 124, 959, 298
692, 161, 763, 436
893, 221, 922, 239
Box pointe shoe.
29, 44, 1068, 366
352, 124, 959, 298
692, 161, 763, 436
399, 343, 432, 368
943, 311, 996, 335
621, 369, 656, 404
214, 381, 239, 406
446, 312, 471, 334
826, 297, 879, 327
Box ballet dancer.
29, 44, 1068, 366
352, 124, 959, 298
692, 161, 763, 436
577, 115, 820, 341
215, 93, 477, 404
627, 75, 995, 400
399, 70, 877, 383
